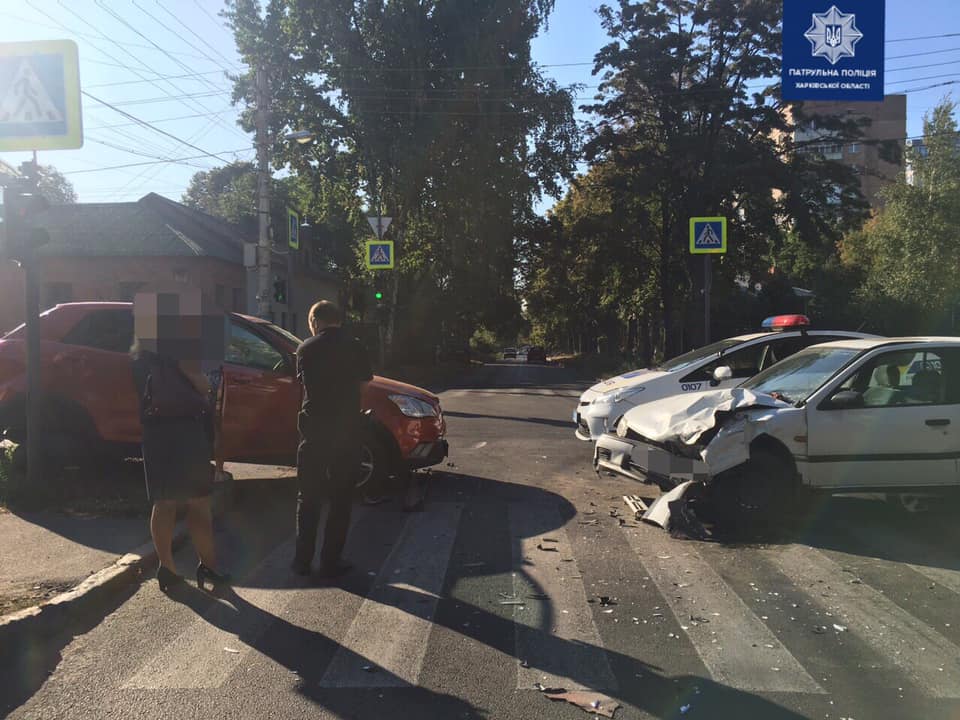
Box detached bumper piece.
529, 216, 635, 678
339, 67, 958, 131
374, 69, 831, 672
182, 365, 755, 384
594, 434, 709, 491
574, 412, 592, 440
406, 439, 449, 469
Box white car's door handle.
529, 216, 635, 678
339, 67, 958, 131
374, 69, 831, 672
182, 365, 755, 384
925, 418, 951, 427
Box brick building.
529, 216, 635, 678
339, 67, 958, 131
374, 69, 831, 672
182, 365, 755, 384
783, 94, 907, 208
0, 192, 339, 335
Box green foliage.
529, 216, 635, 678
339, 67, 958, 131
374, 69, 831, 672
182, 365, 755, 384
225, 0, 578, 359
181, 161, 295, 239
524, 0, 869, 358
37, 165, 76, 203
842, 99, 960, 334
469, 326, 499, 355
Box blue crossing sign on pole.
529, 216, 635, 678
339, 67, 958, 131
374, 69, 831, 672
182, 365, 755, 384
0, 40, 83, 151
365, 240, 395, 270
689, 217, 727, 255
782, 1, 885, 102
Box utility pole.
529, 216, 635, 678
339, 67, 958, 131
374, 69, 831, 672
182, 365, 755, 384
255, 65, 272, 321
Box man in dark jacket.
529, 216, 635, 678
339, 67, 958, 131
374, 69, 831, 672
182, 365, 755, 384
292, 301, 373, 578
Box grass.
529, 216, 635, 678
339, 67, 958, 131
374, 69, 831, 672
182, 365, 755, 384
0, 444, 148, 517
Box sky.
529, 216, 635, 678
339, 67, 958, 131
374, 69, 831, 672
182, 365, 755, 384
1, 0, 959, 207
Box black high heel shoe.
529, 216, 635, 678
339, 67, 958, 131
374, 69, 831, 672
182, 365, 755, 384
157, 566, 183, 593
196, 563, 232, 591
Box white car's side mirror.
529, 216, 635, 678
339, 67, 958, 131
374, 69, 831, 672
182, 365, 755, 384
712, 366, 733, 384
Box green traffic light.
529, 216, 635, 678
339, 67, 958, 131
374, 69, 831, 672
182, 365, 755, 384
375, 291, 383, 300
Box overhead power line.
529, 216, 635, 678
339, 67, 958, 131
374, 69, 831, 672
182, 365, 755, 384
85, 70, 230, 89
62, 149, 253, 175
82, 90, 239, 164
86, 110, 238, 131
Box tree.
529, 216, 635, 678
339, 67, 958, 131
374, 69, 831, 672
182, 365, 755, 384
579, 0, 866, 357
37, 165, 76, 203
181, 161, 298, 240
842, 99, 960, 334
225, 0, 579, 361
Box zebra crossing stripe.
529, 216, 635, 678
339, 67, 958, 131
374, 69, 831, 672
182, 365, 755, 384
767, 544, 960, 698
508, 504, 617, 691
317, 503, 463, 687
122, 538, 298, 690
621, 527, 825, 694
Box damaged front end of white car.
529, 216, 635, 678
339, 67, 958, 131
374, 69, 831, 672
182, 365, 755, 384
594, 388, 801, 493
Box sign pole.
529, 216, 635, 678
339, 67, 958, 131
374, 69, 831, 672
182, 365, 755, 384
704, 255, 712, 345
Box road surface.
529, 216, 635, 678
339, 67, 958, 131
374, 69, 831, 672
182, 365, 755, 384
5, 361, 960, 719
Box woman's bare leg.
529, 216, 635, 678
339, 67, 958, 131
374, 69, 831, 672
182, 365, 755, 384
151, 501, 179, 572
185, 495, 216, 569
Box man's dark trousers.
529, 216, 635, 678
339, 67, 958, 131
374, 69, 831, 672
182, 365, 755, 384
294, 439, 358, 569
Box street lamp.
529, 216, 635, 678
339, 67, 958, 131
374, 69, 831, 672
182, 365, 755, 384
283, 130, 316, 145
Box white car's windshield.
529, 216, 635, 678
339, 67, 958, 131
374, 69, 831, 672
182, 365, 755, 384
658, 338, 743, 373
741, 347, 860, 404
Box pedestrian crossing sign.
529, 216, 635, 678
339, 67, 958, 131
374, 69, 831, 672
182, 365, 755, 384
690, 216, 727, 255
0, 40, 83, 151
365, 240, 394, 270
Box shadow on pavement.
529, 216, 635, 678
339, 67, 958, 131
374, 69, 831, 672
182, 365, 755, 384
185, 472, 806, 718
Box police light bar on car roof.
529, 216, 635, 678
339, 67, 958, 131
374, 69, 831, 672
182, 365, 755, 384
761, 314, 810, 331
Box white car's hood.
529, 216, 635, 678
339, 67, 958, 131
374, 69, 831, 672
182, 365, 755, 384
622, 388, 789, 446
588, 368, 670, 396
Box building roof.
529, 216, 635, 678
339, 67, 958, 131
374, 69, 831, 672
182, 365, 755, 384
34, 193, 251, 263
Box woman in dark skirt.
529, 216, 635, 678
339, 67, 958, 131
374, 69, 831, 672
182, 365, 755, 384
131, 346, 231, 592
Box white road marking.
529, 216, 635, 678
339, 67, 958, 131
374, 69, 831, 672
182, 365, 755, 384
123, 538, 298, 690
318, 502, 462, 687
622, 529, 824, 694
767, 544, 960, 698
508, 504, 617, 691
841, 521, 960, 597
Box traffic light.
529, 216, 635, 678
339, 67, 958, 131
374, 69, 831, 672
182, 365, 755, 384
374, 291, 383, 301
2, 183, 50, 261
273, 278, 287, 304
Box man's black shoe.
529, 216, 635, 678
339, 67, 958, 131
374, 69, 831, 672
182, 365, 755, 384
316, 561, 353, 579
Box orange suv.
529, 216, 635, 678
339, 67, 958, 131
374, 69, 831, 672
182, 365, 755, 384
0, 303, 447, 485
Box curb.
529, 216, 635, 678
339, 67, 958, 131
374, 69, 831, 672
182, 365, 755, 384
0, 526, 188, 651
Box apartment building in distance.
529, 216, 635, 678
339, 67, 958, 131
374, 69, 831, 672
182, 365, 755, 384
782, 94, 907, 208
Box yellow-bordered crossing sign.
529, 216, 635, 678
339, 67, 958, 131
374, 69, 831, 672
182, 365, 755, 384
365, 240, 394, 270
0, 40, 83, 151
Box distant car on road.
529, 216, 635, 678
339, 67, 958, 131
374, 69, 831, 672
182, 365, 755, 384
0, 302, 447, 488
596, 336, 960, 525
574, 315, 878, 442
502, 347, 517, 359
526, 346, 547, 364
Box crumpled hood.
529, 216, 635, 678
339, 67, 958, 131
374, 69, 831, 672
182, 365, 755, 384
588, 368, 670, 397
622, 388, 789, 446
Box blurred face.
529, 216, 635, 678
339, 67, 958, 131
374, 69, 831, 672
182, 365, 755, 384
134, 290, 227, 373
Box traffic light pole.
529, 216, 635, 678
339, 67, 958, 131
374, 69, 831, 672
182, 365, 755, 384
24, 251, 41, 490
4, 156, 45, 491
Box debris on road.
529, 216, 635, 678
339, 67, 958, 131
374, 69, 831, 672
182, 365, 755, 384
362, 665, 378, 673
224, 647, 240, 654
599, 596, 616, 607
537, 543, 559, 552
536, 685, 621, 718
680, 704, 691, 714
833, 624, 848, 633
462, 562, 486, 568
541, 537, 560, 543
640, 481, 711, 540
578, 519, 600, 526
499, 599, 526, 605
623, 494, 649, 518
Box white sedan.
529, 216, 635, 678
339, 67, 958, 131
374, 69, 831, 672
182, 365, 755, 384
595, 337, 960, 524
574, 315, 876, 441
